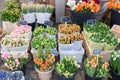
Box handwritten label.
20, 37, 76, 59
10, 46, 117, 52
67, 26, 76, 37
61, 16, 71, 23
93, 49, 102, 55
19, 20, 27, 25
44, 21, 53, 27
87, 19, 96, 25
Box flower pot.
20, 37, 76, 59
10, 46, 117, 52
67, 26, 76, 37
23, 13, 35, 24
73, 40, 83, 51
56, 72, 75, 80
45, 13, 52, 21
83, 29, 93, 40
31, 48, 37, 59
59, 43, 73, 51
35, 66, 54, 80
85, 73, 102, 80
0, 70, 9, 80
110, 9, 120, 28
108, 68, 120, 80
71, 11, 94, 31
103, 43, 117, 51
2, 21, 17, 34
36, 13, 46, 24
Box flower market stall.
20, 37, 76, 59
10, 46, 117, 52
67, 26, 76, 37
0, 0, 120, 80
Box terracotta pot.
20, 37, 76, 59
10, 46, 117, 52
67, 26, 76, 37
35, 66, 54, 80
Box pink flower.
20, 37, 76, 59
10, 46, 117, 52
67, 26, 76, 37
4, 63, 8, 67
15, 59, 20, 65
1, 53, 9, 59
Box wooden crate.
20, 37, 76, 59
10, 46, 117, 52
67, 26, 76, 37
83, 35, 112, 62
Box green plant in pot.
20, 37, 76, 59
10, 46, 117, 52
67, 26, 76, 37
56, 56, 80, 80
33, 26, 45, 37
109, 50, 120, 80
84, 54, 109, 80
89, 32, 106, 51
104, 32, 119, 51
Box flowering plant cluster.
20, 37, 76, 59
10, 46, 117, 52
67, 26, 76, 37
74, 33, 83, 41
67, 0, 100, 13
34, 49, 55, 71
1, 52, 28, 71
33, 26, 45, 37
110, 50, 120, 75
11, 25, 31, 35
0, 0, 21, 22
1, 36, 27, 48
58, 23, 80, 34
108, 0, 120, 13
56, 56, 80, 78
45, 27, 57, 35
84, 54, 109, 78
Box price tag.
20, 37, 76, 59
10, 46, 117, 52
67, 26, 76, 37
61, 16, 71, 23
93, 49, 102, 55
51, 49, 58, 56
44, 21, 53, 27
19, 20, 27, 25
87, 19, 96, 25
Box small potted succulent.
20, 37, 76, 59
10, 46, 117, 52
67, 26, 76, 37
0, 0, 21, 34
35, 4, 46, 25
73, 33, 83, 50
104, 32, 119, 51
108, 50, 120, 80
45, 5, 54, 21
56, 56, 80, 80
45, 27, 57, 40
33, 48, 55, 80
59, 35, 74, 51
1, 52, 29, 75
84, 54, 109, 80
33, 26, 45, 37
22, 3, 36, 31
89, 32, 106, 51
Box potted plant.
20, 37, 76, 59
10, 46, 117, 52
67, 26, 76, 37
45, 27, 57, 40
45, 5, 54, 21
73, 33, 83, 50
59, 35, 74, 51
0, 0, 21, 34
1, 52, 29, 75
33, 26, 45, 37
33, 48, 55, 80
22, 3, 36, 31
89, 32, 107, 51
67, 0, 100, 30
35, 4, 46, 25
56, 56, 80, 80
108, 0, 120, 27
108, 50, 120, 80
84, 54, 109, 80
104, 32, 119, 51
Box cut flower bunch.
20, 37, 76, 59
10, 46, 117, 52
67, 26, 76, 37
1, 52, 29, 71
84, 54, 109, 78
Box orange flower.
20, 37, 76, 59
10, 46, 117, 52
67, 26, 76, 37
76, 4, 82, 11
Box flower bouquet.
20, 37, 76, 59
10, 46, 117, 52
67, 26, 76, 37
68, 0, 100, 30
84, 54, 109, 80
45, 27, 57, 40
33, 26, 45, 37
59, 35, 74, 51
108, 0, 120, 27
89, 32, 106, 51
109, 50, 120, 80
33, 48, 55, 80
104, 32, 119, 51
56, 56, 80, 80
1, 52, 29, 75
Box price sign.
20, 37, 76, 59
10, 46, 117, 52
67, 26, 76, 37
51, 49, 58, 56
93, 49, 102, 55
87, 19, 96, 25
61, 16, 71, 23
19, 20, 27, 25
44, 21, 53, 27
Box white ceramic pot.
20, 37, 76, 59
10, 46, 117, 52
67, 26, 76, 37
45, 13, 52, 21
35, 66, 54, 80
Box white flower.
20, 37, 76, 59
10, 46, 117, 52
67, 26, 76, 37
66, 0, 76, 10
113, 58, 116, 61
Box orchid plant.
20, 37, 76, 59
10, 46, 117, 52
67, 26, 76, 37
1, 52, 29, 71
